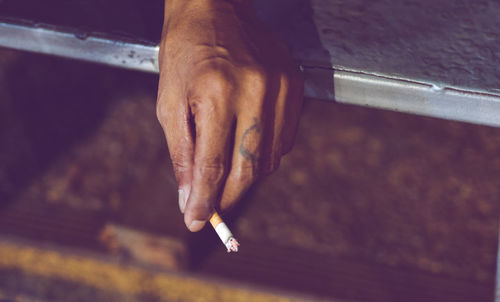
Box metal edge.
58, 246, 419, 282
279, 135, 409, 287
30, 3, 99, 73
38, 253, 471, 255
333, 70, 500, 127
1, 21, 500, 128
0, 21, 159, 73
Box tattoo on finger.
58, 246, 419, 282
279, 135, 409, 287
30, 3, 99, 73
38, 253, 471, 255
239, 117, 261, 164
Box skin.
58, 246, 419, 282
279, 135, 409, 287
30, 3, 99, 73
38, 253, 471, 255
157, 0, 304, 232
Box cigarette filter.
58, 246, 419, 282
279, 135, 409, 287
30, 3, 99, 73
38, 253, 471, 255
209, 212, 240, 253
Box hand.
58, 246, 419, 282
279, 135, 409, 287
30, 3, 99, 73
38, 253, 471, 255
156, 0, 304, 232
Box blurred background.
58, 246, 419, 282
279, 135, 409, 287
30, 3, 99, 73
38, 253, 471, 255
1, 0, 500, 301
0, 47, 498, 301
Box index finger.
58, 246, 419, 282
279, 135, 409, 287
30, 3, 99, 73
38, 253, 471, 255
183, 97, 235, 232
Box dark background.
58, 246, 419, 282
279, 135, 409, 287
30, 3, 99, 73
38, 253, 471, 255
0, 47, 498, 301
0, 0, 499, 301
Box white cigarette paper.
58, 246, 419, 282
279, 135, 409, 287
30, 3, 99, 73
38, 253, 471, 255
209, 212, 240, 253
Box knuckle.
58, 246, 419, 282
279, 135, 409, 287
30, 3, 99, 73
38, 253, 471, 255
197, 161, 226, 184
190, 95, 217, 116
191, 63, 236, 96
193, 61, 235, 88
245, 65, 267, 81
156, 103, 168, 126
243, 66, 268, 88
204, 69, 232, 87
170, 152, 191, 173
172, 163, 190, 177
230, 163, 259, 185
240, 66, 268, 101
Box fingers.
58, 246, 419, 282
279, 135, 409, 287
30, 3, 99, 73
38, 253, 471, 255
219, 115, 263, 212
280, 70, 304, 155
219, 70, 303, 212
217, 70, 268, 212
156, 83, 194, 214
183, 91, 235, 232
159, 64, 303, 230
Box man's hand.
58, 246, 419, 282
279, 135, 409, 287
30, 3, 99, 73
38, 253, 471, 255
156, 0, 304, 232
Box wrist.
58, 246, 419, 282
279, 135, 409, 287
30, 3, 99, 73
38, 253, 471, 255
164, 0, 253, 24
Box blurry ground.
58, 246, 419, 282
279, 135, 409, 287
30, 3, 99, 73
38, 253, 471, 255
0, 47, 499, 302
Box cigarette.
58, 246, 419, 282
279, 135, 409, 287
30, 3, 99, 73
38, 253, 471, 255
209, 211, 240, 253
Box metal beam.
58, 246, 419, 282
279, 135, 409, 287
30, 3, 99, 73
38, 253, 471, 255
1, 20, 500, 129
333, 70, 500, 128
0, 22, 159, 73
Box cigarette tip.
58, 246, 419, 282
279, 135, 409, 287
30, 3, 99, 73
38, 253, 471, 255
226, 237, 240, 253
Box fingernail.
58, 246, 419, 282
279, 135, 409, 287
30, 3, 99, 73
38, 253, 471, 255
178, 189, 187, 213
188, 220, 206, 232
